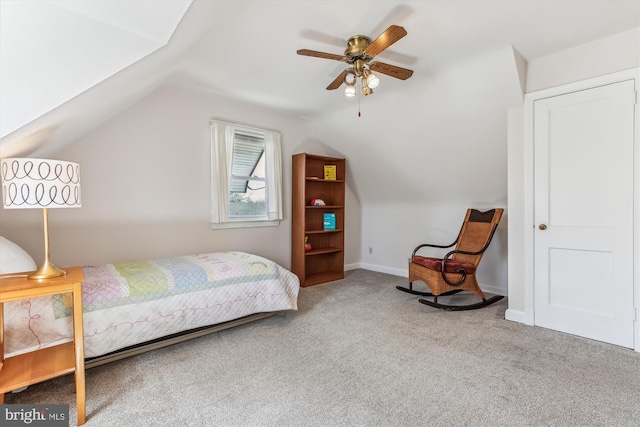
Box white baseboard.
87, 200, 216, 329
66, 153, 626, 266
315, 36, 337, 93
344, 263, 361, 272
356, 262, 407, 278
349, 262, 507, 296
479, 283, 507, 296
505, 308, 534, 325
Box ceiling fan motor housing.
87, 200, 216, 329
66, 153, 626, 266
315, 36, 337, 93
344, 35, 371, 60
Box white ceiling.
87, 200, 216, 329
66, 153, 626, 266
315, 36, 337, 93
0, 0, 638, 157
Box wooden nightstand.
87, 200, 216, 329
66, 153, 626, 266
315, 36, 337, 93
0, 266, 86, 425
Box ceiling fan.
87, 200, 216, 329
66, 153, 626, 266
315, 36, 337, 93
297, 25, 414, 97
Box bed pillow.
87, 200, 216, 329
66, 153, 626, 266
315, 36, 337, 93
0, 236, 37, 274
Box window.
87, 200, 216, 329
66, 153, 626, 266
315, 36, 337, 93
210, 119, 283, 228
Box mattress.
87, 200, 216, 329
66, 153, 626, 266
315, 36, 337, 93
3, 251, 300, 358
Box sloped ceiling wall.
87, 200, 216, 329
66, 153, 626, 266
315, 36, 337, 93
0, 0, 203, 158
0, 0, 192, 139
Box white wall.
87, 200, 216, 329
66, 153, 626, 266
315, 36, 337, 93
506, 105, 525, 314
526, 27, 640, 92
0, 82, 362, 271
507, 27, 640, 319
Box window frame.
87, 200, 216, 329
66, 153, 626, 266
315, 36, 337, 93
210, 119, 283, 229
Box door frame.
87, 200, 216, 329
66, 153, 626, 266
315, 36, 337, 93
522, 68, 639, 351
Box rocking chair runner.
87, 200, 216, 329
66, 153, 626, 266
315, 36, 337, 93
397, 208, 504, 311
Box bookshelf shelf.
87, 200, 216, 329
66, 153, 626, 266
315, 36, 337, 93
305, 178, 345, 183
306, 229, 344, 234
305, 247, 343, 256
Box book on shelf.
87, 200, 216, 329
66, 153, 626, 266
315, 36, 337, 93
323, 212, 336, 230
323, 164, 337, 180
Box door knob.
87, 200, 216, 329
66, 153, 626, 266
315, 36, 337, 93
538, 224, 547, 230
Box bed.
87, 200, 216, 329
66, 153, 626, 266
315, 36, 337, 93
1, 239, 300, 367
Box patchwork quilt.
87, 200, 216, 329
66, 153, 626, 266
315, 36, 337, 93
4, 252, 300, 358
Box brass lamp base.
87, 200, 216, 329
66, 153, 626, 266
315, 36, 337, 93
28, 260, 67, 280
27, 207, 67, 280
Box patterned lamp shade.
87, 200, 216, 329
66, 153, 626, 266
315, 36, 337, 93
1, 158, 81, 209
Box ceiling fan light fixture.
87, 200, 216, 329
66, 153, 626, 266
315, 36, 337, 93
365, 69, 380, 88
343, 72, 356, 85
344, 84, 356, 97
361, 79, 373, 96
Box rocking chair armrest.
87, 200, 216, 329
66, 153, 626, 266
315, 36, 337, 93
411, 241, 457, 257
439, 253, 473, 287
411, 221, 467, 258
444, 248, 483, 258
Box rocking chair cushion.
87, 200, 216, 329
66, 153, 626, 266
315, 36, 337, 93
411, 255, 477, 274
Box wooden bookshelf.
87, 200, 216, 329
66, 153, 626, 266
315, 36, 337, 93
292, 153, 345, 287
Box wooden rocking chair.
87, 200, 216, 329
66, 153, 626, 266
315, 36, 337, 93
397, 208, 504, 311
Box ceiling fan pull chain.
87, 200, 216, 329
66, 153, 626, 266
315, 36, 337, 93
358, 83, 362, 117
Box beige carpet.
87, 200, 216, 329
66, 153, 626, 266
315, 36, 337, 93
5, 269, 640, 426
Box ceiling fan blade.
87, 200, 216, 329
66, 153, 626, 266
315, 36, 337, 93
326, 70, 348, 90
369, 62, 413, 80
364, 25, 407, 57
297, 49, 346, 62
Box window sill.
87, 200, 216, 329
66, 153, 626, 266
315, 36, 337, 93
210, 219, 281, 229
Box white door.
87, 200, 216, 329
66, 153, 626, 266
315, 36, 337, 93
533, 79, 636, 348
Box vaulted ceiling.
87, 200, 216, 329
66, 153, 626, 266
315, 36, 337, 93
1, 0, 638, 161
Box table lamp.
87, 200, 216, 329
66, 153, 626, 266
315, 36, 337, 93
1, 158, 81, 279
